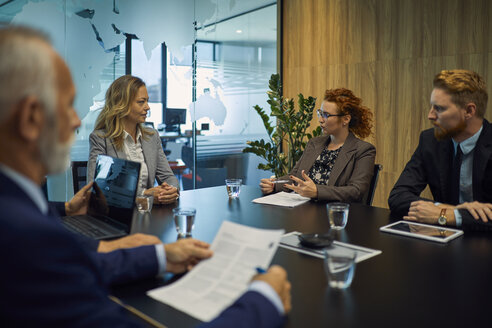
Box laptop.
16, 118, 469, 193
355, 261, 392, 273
62, 154, 141, 240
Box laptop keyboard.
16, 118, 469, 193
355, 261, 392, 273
62, 216, 118, 239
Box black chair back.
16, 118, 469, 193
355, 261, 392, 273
365, 164, 382, 206
72, 161, 88, 194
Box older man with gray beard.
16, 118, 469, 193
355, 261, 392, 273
0, 26, 290, 327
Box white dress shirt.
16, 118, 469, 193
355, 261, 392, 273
122, 128, 149, 195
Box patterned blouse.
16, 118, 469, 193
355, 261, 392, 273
307, 146, 342, 185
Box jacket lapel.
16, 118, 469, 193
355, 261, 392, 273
299, 136, 330, 174
438, 139, 454, 203
108, 138, 126, 159
328, 133, 357, 186
140, 135, 152, 186
472, 120, 492, 200
0, 170, 47, 216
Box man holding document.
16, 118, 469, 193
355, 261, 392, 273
0, 26, 290, 327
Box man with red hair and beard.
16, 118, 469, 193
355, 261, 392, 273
389, 69, 492, 231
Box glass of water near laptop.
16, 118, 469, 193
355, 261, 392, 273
173, 207, 196, 238
327, 202, 350, 230
324, 248, 356, 289
136, 193, 153, 213
225, 179, 242, 199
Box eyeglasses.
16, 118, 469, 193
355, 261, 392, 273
317, 109, 346, 119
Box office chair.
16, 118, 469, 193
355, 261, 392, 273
181, 145, 227, 190
365, 164, 382, 206
71, 161, 88, 194
160, 138, 172, 156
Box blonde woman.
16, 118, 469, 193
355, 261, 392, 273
88, 75, 179, 204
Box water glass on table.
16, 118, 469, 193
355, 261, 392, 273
173, 207, 196, 238
327, 202, 350, 230
324, 248, 356, 289
225, 179, 242, 199
136, 194, 153, 213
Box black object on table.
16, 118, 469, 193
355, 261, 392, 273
112, 186, 492, 328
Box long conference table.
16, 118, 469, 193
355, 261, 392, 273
111, 186, 492, 327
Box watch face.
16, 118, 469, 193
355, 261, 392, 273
438, 216, 447, 226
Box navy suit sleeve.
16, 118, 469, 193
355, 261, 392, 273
459, 209, 492, 231
0, 202, 141, 327
94, 245, 159, 285
388, 132, 433, 218
198, 291, 284, 328
50, 201, 67, 216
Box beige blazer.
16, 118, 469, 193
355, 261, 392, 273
274, 133, 376, 202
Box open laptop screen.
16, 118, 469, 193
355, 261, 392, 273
87, 155, 140, 231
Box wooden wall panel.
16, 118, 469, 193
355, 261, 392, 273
282, 0, 492, 208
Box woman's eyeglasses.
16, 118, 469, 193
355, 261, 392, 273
317, 109, 346, 119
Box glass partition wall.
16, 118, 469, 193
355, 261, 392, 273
0, 0, 277, 200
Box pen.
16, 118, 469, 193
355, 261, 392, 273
255, 267, 267, 274
270, 180, 290, 184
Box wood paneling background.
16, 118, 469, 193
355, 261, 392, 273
282, 0, 492, 208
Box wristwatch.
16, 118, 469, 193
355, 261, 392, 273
438, 208, 447, 226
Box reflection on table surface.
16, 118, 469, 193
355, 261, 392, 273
114, 186, 492, 328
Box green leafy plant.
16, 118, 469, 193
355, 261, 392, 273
243, 73, 322, 177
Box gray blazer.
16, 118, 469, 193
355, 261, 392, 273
275, 133, 376, 202
87, 128, 179, 189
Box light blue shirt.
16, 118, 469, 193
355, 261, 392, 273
452, 126, 483, 226
248, 280, 285, 315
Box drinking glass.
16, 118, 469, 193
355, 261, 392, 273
324, 249, 356, 289
136, 194, 153, 213
225, 179, 242, 199
327, 203, 350, 230
173, 207, 196, 238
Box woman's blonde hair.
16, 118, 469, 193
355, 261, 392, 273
94, 75, 153, 150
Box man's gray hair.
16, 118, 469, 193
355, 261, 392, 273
0, 26, 56, 123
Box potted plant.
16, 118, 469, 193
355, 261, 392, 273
243, 73, 322, 177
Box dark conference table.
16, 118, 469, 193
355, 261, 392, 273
112, 186, 492, 328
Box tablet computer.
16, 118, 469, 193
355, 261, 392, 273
380, 221, 463, 243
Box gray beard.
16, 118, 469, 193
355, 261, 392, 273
38, 123, 73, 175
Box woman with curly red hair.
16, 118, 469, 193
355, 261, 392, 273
260, 88, 376, 202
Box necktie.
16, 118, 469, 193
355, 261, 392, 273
450, 144, 463, 204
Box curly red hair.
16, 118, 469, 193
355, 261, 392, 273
323, 88, 373, 139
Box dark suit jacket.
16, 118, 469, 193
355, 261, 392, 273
388, 119, 492, 231
87, 128, 178, 188
275, 133, 376, 202
0, 171, 283, 327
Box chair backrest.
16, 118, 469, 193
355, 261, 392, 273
72, 161, 88, 194
365, 164, 382, 206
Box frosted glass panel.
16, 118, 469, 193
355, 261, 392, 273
5, 0, 204, 200
3, 0, 277, 197
191, 1, 277, 188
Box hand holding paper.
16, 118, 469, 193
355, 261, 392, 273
164, 238, 213, 273
253, 265, 292, 314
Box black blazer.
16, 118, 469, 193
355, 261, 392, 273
388, 119, 492, 231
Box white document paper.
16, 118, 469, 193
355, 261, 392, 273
147, 221, 285, 322
252, 191, 311, 207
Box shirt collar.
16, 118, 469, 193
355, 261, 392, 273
123, 127, 142, 142
0, 163, 48, 215
452, 125, 483, 155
